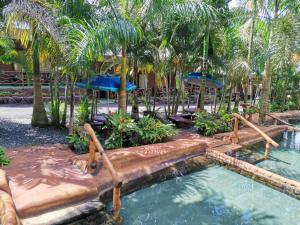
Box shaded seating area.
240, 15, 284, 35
169, 114, 195, 128
76, 74, 136, 128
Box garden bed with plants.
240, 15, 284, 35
68, 109, 178, 154
194, 110, 233, 136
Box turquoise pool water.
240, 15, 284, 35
256, 131, 300, 182
119, 123, 300, 225
120, 166, 300, 225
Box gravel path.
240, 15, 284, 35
0, 104, 67, 148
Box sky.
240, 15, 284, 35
229, 0, 243, 9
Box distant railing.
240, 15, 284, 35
0, 71, 51, 86
232, 113, 279, 159
266, 113, 293, 126
83, 124, 122, 217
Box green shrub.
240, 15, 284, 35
194, 111, 233, 136
137, 116, 177, 144
0, 147, 10, 166
270, 102, 288, 112
243, 107, 259, 117
67, 127, 89, 154
104, 111, 139, 149
76, 96, 90, 125
104, 112, 177, 149
288, 100, 296, 110
48, 99, 65, 126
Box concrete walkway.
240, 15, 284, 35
3, 132, 213, 218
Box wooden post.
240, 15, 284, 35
248, 109, 253, 122
233, 113, 279, 148
113, 185, 121, 218
233, 116, 239, 144
265, 142, 271, 159
88, 140, 96, 172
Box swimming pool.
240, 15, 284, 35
120, 165, 300, 225
118, 121, 300, 225
256, 130, 300, 182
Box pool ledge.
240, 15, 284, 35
0, 114, 296, 224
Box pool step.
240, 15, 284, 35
22, 198, 105, 225
206, 149, 300, 200
210, 143, 242, 153
227, 148, 265, 164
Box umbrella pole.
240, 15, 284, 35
95, 91, 98, 115
107, 91, 110, 114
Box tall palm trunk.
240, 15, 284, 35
31, 29, 48, 127
61, 76, 69, 127
259, 0, 279, 124
246, 0, 257, 104
69, 74, 76, 135
197, 29, 209, 110
119, 46, 127, 112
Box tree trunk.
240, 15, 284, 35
227, 87, 232, 112
31, 30, 48, 127
259, 0, 279, 124
61, 76, 69, 127
197, 30, 209, 110
131, 91, 139, 120
174, 80, 182, 114
119, 46, 127, 112
247, 0, 257, 103
69, 75, 75, 134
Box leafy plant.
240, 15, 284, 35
67, 127, 89, 154
243, 107, 259, 117
104, 111, 139, 149
0, 147, 10, 166
76, 96, 90, 125
104, 112, 177, 149
137, 116, 177, 144
48, 99, 65, 126
194, 111, 233, 136
270, 102, 288, 112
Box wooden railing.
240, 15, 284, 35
0, 170, 22, 225
266, 113, 292, 126
240, 103, 292, 126
83, 124, 122, 218
232, 113, 279, 159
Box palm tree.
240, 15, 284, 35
3, 0, 65, 127
69, 0, 141, 112
258, 0, 300, 123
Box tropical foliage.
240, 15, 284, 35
0, 147, 10, 166
104, 111, 177, 149
67, 126, 90, 154
0, 0, 299, 129
75, 96, 90, 125
194, 111, 233, 136
137, 116, 177, 144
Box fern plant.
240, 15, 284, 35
0, 147, 10, 166
76, 96, 90, 125
104, 111, 139, 149
194, 111, 232, 136
137, 116, 177, 144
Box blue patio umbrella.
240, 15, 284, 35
76, 75, 136, 115
76, 74, 136, 92
183, 72, 224, 88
